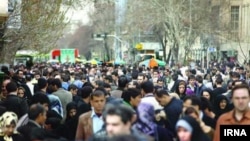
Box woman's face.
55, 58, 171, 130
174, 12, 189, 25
17, 89, 25, 98
202, 91, 210, 100
178, 85, 186, 94
177, 127, 192, 141
69, 109, 77, 117
4, 123, 15, 136
219, 99, 227, 109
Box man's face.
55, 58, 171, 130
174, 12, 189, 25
182, 99, 192, 113
232, 88, 250, 112
153, 72, 158, 78
2, 80, 10, 97
38, 111, 47, 126
130, 95, 142, 108
106, 115, 131, 137
18, 71, 24, 79
137, 76, 144, 84
155, 95, 167, 106
157, 81, 164, 87
90, 95, 106, 113
35, 74, 40, 80
189, 79, 196, 85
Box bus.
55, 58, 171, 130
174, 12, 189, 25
14, 50, 38, 67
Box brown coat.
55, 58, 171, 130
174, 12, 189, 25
75, 111, 93, 141
213, 109, 250, 141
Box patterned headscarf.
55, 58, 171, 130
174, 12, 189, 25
0, 112, 19, 141
133, 102, 156, 136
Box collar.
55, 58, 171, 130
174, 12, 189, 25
91, 110, 102, 118
29, 119, 42, 128
224, 110, 250, 122
8, 93, 17, 96
144, 93, 154, 97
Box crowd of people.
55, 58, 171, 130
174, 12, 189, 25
0, 61, 249, 141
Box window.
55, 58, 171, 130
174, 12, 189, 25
231, 6, 240, 39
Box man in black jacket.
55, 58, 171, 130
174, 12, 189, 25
0, 81, 28, 119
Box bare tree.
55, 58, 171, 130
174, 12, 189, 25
123, 0, 223, 64
1, 0, 86, 63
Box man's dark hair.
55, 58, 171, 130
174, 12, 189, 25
68, 84, 78, 91
38, 78, 47, 90
61, 74, 70, 82
79, 86, 93, 99
215, 77, 223, 85
118, 75, 128, 88
6, 81, 17, 93
232, 84, 250, 97
190, 96, 202, 110
90, 90, 105, 100
231, 72, 240, 79
232, 80, 247, 86
171, 73, 178, 81
30, 93, 50, 106
188, 75, 196, 81
121, 88, 141, 104
155, 89, 169, 98
50, 78, 62, 88
131, 71, 138, 79
28, 103, 46, 120
104, 75, 113, 83
111, 71, 118, 77
195, 75, 203, 83
141, 81, 154, 93
103, 104, 134, 125
137, 73, 145, 79
25, 75, 32, 81
95, 87, 108, 96
103, 83, 111, 88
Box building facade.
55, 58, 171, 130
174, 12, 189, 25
212, 0, 250, 64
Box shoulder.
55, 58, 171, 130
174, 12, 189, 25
217, 110, 233, 123
79, 111, 92, 120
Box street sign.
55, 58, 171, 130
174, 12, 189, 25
135, 43, 143, 50
60, 49, 75, 63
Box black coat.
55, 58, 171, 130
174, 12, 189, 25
17, 120, 45, 141
0, 134, 25, 141
0, 94, 28, 119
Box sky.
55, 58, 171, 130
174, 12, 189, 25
65, 1, 94, 33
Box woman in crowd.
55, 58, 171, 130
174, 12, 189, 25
133, 102, 173, 141
0, 111, 24, 141
176, 115, 211, 141
213, 95, 233, 120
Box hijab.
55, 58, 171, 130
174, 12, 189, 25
0, 112, 19, 141
133, 102, 156, 136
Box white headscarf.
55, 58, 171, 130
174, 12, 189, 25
0, 112, 19, 141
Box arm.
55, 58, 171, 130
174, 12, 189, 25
75, 116, 85, 140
